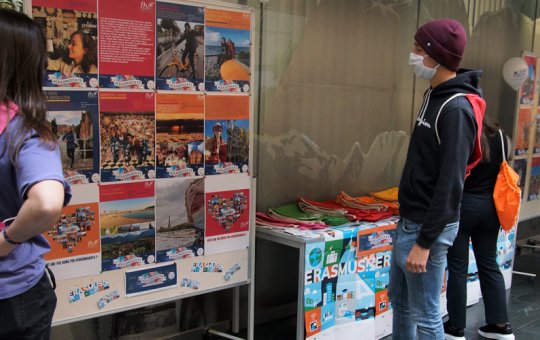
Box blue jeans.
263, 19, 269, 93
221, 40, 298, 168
388, 218, 459, 340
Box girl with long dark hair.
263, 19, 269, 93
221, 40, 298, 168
0, 9, 71, 339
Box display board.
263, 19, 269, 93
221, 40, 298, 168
512, 52, 540, 221
26, 0, 254, 325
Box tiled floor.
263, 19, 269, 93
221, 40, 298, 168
247, 249, 540, 340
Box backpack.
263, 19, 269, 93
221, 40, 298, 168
493, 129, 521, 231
435, 93, 486, 178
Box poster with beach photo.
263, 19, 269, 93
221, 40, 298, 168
44, 184, 101, 280
204, 173, 250, 255
156, 1, 204, 92
32, 0, 98, 88
515, 106, 533, 156
99, 181, 156, 271
527, 157, 540, 201
98, 0, 155, 89
45, 90, 99, 185
100, 91, 156, 182
205, 95, 250, 176
205, 9, 251, 93
155, 177, 204, 262
156, 93, 204, 178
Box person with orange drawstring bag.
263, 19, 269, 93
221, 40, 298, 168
445, 118, 517, 340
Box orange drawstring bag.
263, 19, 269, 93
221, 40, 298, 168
493, 130, 521, 231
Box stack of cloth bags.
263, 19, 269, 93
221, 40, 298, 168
256, 187, 399, 230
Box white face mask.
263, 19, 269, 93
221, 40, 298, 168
409, 53, 440, 80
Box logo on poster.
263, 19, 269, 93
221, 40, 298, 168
140, 1, 155, 11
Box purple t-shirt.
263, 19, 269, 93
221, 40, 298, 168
0, 114, 71, 299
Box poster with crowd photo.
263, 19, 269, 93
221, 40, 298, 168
0, 0, 25, 13
204, 95, 249, 175
513, 158, 528, 198
205, 9, 251, 93
527, 156, 540, 201
33, 0, 98, 88
44, 184, 101, 280
98, 0, 155, 89
515, 106, 533, 156
156, 93, 204, 178
45, 90, 100, 185
99, 91, 155, 182
155, 178, 204, 262
204, 174, 249, 255
520, 54, 536, 106
99, 181, 156, 271
156, 1, 204, 92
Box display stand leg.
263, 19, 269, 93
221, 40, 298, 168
296, 245, 305, 340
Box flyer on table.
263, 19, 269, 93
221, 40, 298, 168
99, 91, 156, 182
205, 95, 250, 176
156, 1, 205, 91
98, 0, 155, 89
44, 184, 101, 280
125, 262, 177, 297
204, 174, 250, 255
155, 177, 205, 263
45, 90, 100, 184
205, 8, 251, 93
156, 93, 204, 178
99, 181, 156, 271
33, 0, 98, 88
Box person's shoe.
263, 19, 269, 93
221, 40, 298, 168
477, 324, 515, 340
444, 320, 466, 340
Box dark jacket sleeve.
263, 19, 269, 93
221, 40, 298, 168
416, 100, 477, 249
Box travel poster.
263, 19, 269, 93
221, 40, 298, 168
98, 0, 155, 89
205, 8, 251, 93
99, 91, 155, 182
513, 158, 528, 198
43, 184, 101, 280
99, 181, 156, 271
156, 1, 204, 91
520, 54, 536, 105
204, 94, 249, 175
33, 0, 98, 88
204, 173, 250, 255
45, 90, 100, 184
156, 93, 204, 178
533, 113, 540, 154
527, 156, 540, 201
155, 177, 204, 263
515, 106, 532, 156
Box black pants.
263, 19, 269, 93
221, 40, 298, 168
446, 192, 509, 328
0, 272, 57, 340
67, 147, 75, 167
182, 49, 196, 77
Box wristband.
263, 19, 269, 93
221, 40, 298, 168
3, 227, 22, 245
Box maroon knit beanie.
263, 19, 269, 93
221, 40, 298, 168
414, 18, 467, 72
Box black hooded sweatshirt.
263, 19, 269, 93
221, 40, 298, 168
398, 69, 483, 249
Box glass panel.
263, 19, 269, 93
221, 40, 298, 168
253, 0, 419, 210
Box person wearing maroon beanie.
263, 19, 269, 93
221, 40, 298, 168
388, 18, 486, 340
